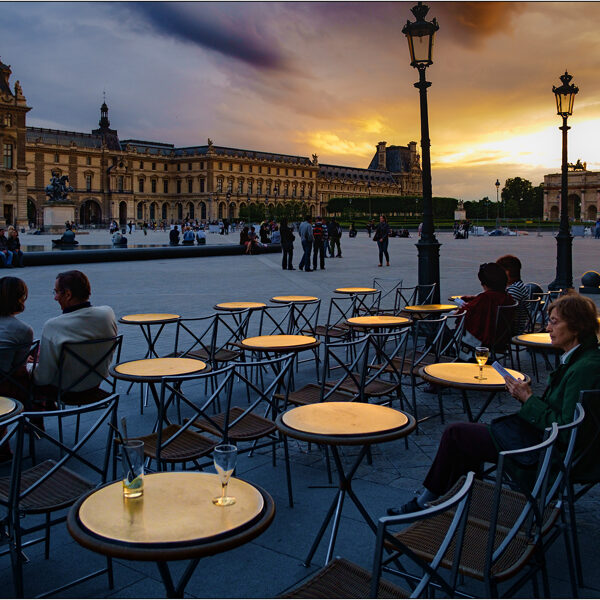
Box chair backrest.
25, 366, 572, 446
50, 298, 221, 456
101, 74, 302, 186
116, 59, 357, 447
319, 336, 371, 402
371, 472, 476, 598
571, 391, 600, 484
393, 284, 437, 313
58, 335, 123, 395
257, 304, 294, 336
323, 295, 358, 334
288, 299, 321, 336
439, 313, 466, 361
483, 423, 559, 581
4, 394, 120, 516
364, 330, 411, 395
520, 297, 542, 334
405, 316, 447, 369
351, 290, 382, 317
491, 302, 517, 356
372, 277, 404, 312
0, 339, 39, 403
174, 310, 251, 362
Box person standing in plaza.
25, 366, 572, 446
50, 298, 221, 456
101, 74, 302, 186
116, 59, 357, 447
595, 218, 600, 239
280, 218, 295, 270
328, 218, 342, 258
298, 215, 314, 272
373, 214, 391, 267
312, 216, 326, 271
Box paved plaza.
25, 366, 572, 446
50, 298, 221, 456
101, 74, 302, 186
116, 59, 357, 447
2, 230, 600, 598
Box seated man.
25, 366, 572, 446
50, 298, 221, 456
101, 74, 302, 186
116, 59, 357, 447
196, 228, 207, 245
34, 270, 118, 403
169, 226, 180, 246
182, 226, 196, 245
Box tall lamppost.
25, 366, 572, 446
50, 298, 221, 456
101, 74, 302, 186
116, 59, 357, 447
495, 179, 500, 228
549, 71, 578, 291
367, 181, 372, 221
403, 2, 441, 303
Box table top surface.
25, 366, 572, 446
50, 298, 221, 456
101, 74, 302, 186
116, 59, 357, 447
421, 362, 527, 388
334, 287, 378, 294
240, 334, 319, 351
270, 295, 319, 303
281, 402, 409, 437
513, 332, 553, 346
113, 357, 207, 378
120, 313, 180, 324
77, 472, 264, 546
0, 396, 19, 419
346, 315, 412, 328
403, 304, 456, 313
214, 302, 266, 311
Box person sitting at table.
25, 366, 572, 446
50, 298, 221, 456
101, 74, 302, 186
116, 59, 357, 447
388, 292, 600, 515
34, 270, 118, 406
496, 254, 529, 335
456, 262, 514, 358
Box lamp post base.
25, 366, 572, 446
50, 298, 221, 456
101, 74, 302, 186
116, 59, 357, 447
548, 230, 573, 291
416, 237, 441, 303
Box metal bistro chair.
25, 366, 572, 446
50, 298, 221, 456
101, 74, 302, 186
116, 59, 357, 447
388, 423, 564, 598
280, 472, 475, 599
393, 284, 437, 317
365, 277, 404, 315
0, 395, 119, 598
313, 296, 357, 345
0, 339, 39, 407
287, 298, 321, 380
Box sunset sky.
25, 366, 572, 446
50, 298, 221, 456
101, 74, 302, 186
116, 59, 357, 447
3, 1, 600, 200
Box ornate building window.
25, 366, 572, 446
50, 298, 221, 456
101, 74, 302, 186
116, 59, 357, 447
164, 163, 168, 171
2, 143, 13, 169
86, 156, 91, 166
284, 182, 289, 196
292, 182, 297, 197
138, 179, 144, 193
151, 179, 157, 193
248, 165, 253, 173
177, 163, 181, 171
257, 180, 263, 195
54, 153, 59, 163
229, 163, 233, 171
188, 179, 193, 193
266, 181, 272, 195
139, 161, 144, 169
247, 180, 253, 195
237, 179, 243, 194
3, 114, 12, 127
188, 162, 192, 171
300, 183, 305, 197
239, 164, 243, 172
199, 178, 205, 193
163, 179, 169, 193
152, 162, 156, 170
176, 180, 182, 194
117, 176, 124, 192
227, 178, 233, 193
216, 178, 223, 193
86, 174, 92, 192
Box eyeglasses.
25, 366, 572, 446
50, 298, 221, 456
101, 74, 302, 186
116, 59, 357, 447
53, 288, 62, 296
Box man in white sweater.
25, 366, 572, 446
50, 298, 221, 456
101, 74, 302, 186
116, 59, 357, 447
34, 270, 118, 396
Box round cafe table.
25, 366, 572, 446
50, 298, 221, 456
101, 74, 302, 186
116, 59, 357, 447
276, 402, 415, 566
346, 315, 412, 330
213, 301, 266, 312
419, 362, 530, 423
403, 304, 456, 316
0, 396, 23, 423
270, 295, 319, 304
511, 332, 560, 381
110, 358, 207, 417
334, 287, 377, 295
67, 472, 274, 598
240, 334, 320, 354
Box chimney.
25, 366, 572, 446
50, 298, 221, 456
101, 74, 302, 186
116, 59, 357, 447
377, 141, 387, 171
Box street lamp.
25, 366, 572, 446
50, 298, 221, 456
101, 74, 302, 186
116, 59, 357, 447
549, 71, 578, 291
403, 2, 441, 303
495, 179, 500, 228
367, 181, 372, 221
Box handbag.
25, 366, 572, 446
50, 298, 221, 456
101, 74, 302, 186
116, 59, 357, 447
489, 413, 543, 467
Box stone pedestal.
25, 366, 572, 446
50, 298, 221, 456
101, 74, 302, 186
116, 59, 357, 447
454, 209, 466, 221
43, 203, 75, 234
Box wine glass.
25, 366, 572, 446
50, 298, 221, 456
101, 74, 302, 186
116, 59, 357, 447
475, 346, 489, 381
212, 444, 238, 506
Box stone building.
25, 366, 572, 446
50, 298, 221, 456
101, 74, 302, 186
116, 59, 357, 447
543, 161, 600, 221
0, 59, 422, 227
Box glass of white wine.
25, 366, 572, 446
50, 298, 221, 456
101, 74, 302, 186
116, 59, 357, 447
475, 346, 489, 381
213, 444, 238, 506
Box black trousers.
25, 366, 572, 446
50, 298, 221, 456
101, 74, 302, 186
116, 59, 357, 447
282, 245, 293, 269
423, 422, 498, 496
313, 240, 325, 269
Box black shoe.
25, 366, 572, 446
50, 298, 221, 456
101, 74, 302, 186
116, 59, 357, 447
305, 268, 313, 272
282, 266, 287, 270
288, 267, 296, 270
386, 498, 422, 516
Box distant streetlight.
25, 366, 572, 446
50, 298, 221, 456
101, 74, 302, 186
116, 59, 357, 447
549, 71, 578, 291
367, 181, 372, 221
403, 1, 441, 303
495, 179, 500, 228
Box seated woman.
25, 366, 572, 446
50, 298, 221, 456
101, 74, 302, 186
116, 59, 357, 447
388, 293, 600, 515
456, 262, 514, 358
7, 226, 24, 268
239, 226, 249, 247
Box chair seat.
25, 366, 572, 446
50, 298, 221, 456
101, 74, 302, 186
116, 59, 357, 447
283, 384, 355, 406
313, 325, 350, 339
0, 459, 94, 513
281, 557, 408, 598
391, 479, 538, 583
325, 375, 398, 397
134, 424, 217, 463
193, 406, 276, 442
187, 347, 242, 363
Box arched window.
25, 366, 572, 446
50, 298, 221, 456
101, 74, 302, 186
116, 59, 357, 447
150, 202, 156, 221
237, 179, 244, 194
162, 202, 168, 220
217, 178, 223, 192
188, 202, 194, 219
138, 179, 144, 193
177, 202, 183, 220
247, 180, 253, 195
200, 202, 207, 220
137, 202, 144, 220
218, 202, 226, 219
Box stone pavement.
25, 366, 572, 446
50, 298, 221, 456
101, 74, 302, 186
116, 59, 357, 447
1, 231, 599, 598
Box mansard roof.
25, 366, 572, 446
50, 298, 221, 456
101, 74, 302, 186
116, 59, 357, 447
319, 164, 396, 184
26, 127, 104, 149
368, 144, 413, 173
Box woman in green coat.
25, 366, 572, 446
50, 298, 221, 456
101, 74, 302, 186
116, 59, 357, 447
387, 293, 600, 515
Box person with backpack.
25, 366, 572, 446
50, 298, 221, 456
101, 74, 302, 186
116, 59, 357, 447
328, 218, 342, 258
312, 216, 326, 271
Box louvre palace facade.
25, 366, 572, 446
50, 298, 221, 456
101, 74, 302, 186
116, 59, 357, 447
0, 58, 423, 228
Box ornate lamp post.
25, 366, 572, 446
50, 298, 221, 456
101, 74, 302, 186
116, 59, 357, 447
367, 181, 372, 221
403, 2, 441, 303
495, 179, 500, 228
549, 71, 578, 291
